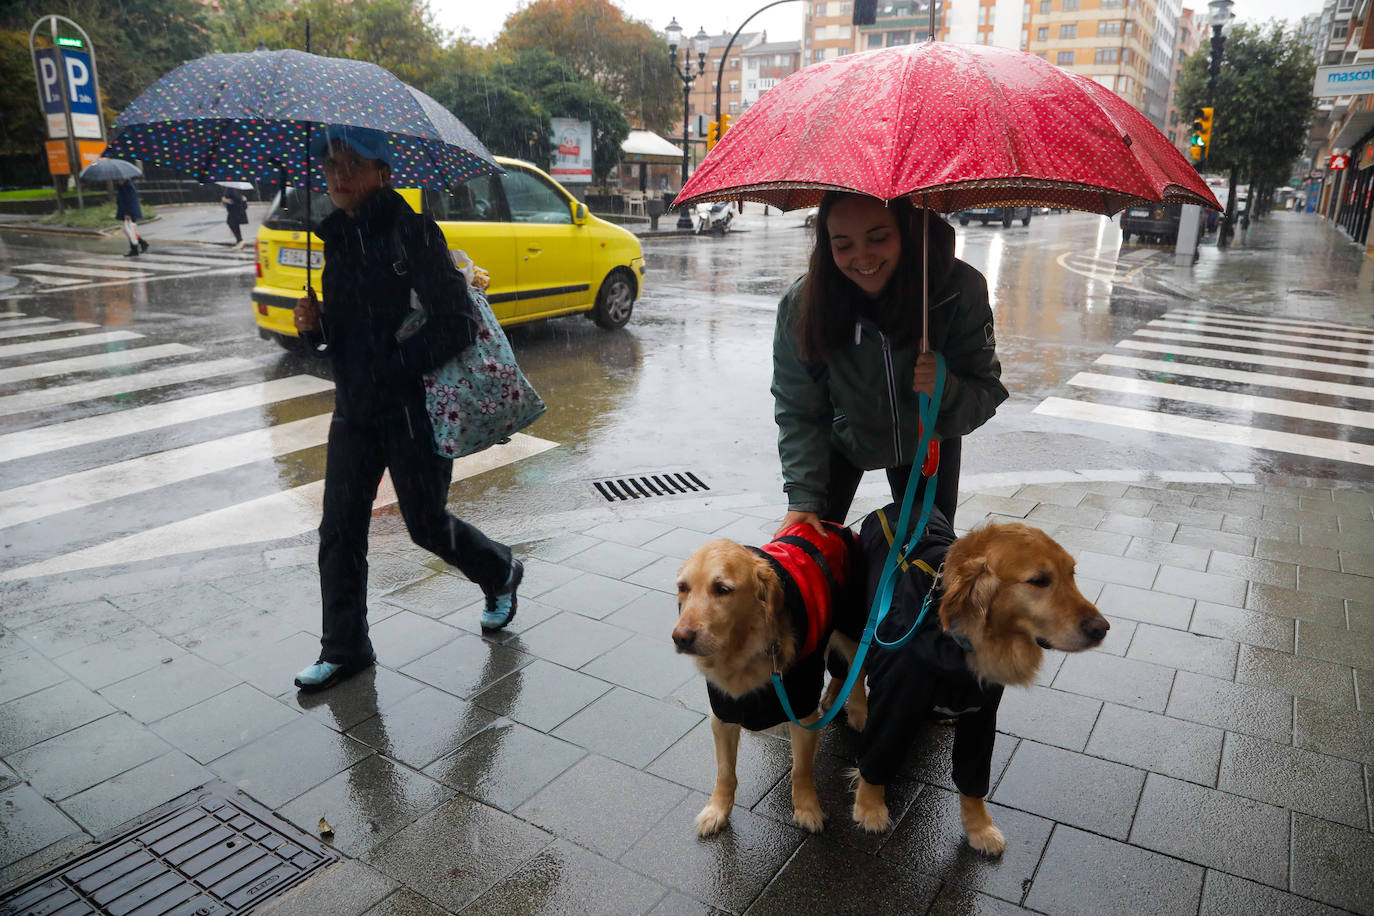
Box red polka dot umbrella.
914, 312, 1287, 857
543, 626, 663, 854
677, 41, 1219, 215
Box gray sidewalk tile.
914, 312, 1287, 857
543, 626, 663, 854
881, 784, 1052, 905
929, 885, 1041, 915
623, 554, 687, 593
210, 716, 374, 808
1218, 732, 1368, 828
993, 684, 1101, 751
365, 610, 462, 668
177, 607, 315, 664
1052, 650, 1175, 713
748, 835, 941, 915
381, 571, 485, 620
664, 508, 748, 534
1292, 814, 1374, 913
345, 687, 498, 770
293, 667, 427, 732
1025, 825, 1204, 916
471, 658, 613, 732
52, 629, 188, 690
550, 687, 700, 768
564, 540, 663, 579
1340, 548, 1374, 577
1207, 551, 1299, 589
1199, 870, 1350, 916
114, 581, 261, 637
443, 595, 561, 640
604, 589, 677, 637
515, 755, 688, 860
618, 792, 805, 914
399, 634, 532, 700
278, 755, 455, 857
581, 518, 677, 546
1152, 565, 1249, 606
1129, 773, 1288, 887
149, 682, 298, 764
765, 753, 914, 847
1266, 506, 1343, 528
11, 599, 141, 657
536, 571, 649, 619
521, 532, 601, 563
57, 750, 210, 836
1126, 484, 1197, 507
1098, 512, 1179, 542
0, 784, 82, 875
1081, 493, 1156, 517
258, 859, 398, 916
1125, 537, 1209, 571
1297, 619, 1374, 669
1301, 525, 1374, 552
1235, 644, 1357, 707
508, 556, 587, 599
1294, 697, 1374, 765
360, 888, 449, 916
0, 681, 115, 756
97, 651, 241, 724
579, 634, 697, 699
1026, 502, 1109, 530
1299, 565, 1374, 603
1152, 504, 1225, 529
1073, 549, 1157, 588
960, 492, 1039, 518
1255, 537, 1340, 572
647, 721, 790, 811
1096, 583, 1194, 629
225, 631, 320, 695
514, 611, 632, 668
1095, 615, 1137, 656
1223, 514, 1299, 543
1085, 703, 1224, 785
1174, 525, 1254, 555
1246, 582, 1347, 627
640, 526, 717, 560
1359, 667, 1374, 711
1013, 483, 1089, 506
467, 838, 665, 916
7, 712, 170, 799
1043, 523, 1131, 557
1126, 624, 1238, 679
1353, 599, 1374, 632
1189, 601, 1295, 653
1192, 494, 1268, 518
423, 721, 584, 813
992, 740, 1144, 840
1165, 670, 1294, 745
646, 891, 728, 915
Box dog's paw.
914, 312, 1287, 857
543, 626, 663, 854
695, 803, 731, 837
966, 823, 1006, 856
852, 800, 891, 833
792, 803, 825, 833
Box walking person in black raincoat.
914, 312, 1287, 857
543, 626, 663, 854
115, 178, 148, 257
292, 126, 523, 693
221, 185, 249, 249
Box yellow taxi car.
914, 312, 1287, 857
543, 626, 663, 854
251, 156, 646, 348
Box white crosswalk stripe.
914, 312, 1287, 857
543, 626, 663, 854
12, 263, 156, 280
0, 330, 142, 357
7, 249, 254, 292
0, 321, 100, 340
1035, 308, 1374, 468
0, 323, 559, 581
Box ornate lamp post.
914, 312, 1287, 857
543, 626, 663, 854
666, 19, 710, 229
1206, 0, 1237, 245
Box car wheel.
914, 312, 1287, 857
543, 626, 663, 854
1122, 230, 1130, 243
958, 218, 969, 226
1001, 216, 1012, 228
1022, 217, 1031, 226
592, 269, 635, 330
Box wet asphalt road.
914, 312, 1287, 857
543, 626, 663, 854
1, 208, 1371, 576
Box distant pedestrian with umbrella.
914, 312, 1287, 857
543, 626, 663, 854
289, 126, 523, 694
220, 184, 249, 249
773, 191, 1006, 537
114, 179, 148, 257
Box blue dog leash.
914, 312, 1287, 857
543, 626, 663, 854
772, 354, 946, 730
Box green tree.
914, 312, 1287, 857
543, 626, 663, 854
428, 43, 550, 162
496, 0, 678, 133
1174, 21, 1315, 230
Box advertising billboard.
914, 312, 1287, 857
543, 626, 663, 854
549, 118, 593, 183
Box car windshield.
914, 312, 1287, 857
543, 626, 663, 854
263, 187, 337, 232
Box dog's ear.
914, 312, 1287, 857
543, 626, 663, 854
940, 553, 998, 633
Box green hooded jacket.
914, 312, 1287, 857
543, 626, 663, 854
772, 223, 1007, 513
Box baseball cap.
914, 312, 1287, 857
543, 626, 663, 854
308, 125, 391, 165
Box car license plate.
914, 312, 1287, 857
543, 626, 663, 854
1128, 209, 1150, 217
278, 247, 322, 269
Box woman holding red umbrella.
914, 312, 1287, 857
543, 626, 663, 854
772, 191, 1007, 537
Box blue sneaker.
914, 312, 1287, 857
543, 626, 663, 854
294, 656, 374, 693
481, 558, 524, 632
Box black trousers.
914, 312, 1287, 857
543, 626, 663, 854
821, 437, 962, 528
318, 406, 512, 665
228, 218, 242, 243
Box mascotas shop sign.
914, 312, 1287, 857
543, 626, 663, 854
1313, 63, 1374, 98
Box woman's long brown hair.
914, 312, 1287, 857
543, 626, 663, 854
795, 192, 949, 363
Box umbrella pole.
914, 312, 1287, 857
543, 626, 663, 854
921, 199, 929, 354
304, 18, 313, 302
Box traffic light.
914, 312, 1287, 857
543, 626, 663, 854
719, 113, 731, 139
1196, 107, 1214, 158
706, 120, 719, 150
1188, 108, 1206, 161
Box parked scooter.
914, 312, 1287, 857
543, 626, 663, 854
692, 200, 733, 236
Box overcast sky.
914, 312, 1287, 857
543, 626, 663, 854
430, 0, 1326, 47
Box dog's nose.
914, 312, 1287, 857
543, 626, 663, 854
1080, 615, 1110, 644
672, 626, 697, 652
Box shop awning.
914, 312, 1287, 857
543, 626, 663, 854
621, 130, 683, 164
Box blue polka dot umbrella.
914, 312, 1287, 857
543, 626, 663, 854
105, 48, 499, 191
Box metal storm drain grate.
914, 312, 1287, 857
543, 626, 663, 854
592, 471, 709, 501
0, 787, 337, 915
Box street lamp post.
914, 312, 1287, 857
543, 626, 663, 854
1206, 0, 1237, 246
666, 20, 711, 230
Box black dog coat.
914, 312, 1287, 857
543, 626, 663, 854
706, 521, 862, 732
857, 503, 1004, 796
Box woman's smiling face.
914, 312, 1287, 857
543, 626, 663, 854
827, 195, 901, 296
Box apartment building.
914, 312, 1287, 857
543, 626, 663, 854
1164, 7, 1205, 151
803, 1, 857, 63
856, 1, 949, 49
740, 41, 804, 112
686, 30, 764, 125
1025, 0, 1161, 116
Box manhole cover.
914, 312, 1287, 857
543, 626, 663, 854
0, 786, 336, 915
